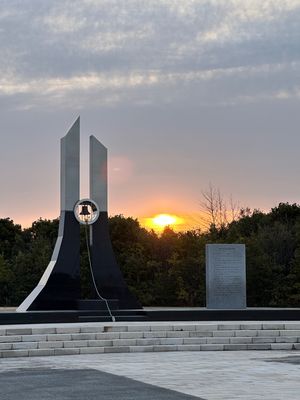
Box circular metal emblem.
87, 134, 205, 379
74, 199, 100, 225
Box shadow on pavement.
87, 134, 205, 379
1, 368, 206, 400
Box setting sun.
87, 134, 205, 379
153, 214, 177, 227
142, 213, 185, 232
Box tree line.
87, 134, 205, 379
1, 202, 300, 308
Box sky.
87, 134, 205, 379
0, 0, 300, 230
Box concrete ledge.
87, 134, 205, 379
88, 339, 113, 347
247, 344, 271, 350
130, 345, 154, 352
252, 337, 275, 343
12, 342, 38, 350
153, 345, 177, 352
230, 337, 252, 344
29, 349, 55, 357
200, 344, 224, 351
64, 340, 88, 348
234, 330, 258, 337
0, 343, 12, 350
213, 330, 235, 337
1, 350, 28, 357
39, 341, 63, 349
80, 347, 104, 354
270, 343, 294, 350
104, 346, 130, 353
0, 335, 21, 343
178, 345, 201, 351
224, 344, 248, 351
54, 348, 80, 356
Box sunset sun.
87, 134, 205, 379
144, 213, 185, 232
153, 214, 177, 227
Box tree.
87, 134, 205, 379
0, 255, 14, 305
199, 184, 241, 231
0, 218, 23, 259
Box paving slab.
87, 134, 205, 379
0, 368, 202, 400
1, 350, 300, 399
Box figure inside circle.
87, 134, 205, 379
74, 199, 99, 225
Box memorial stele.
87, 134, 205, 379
206, 244, 246, 309
17, 117, 141, 312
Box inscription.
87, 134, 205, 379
206, 244, 246, 309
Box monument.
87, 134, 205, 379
206, 244, 246, 309
1, 119, 298, 324
17, 117, 141, 312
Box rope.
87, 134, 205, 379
84, 223, 115, 322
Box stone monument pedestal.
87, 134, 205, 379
206, 244, 246, 309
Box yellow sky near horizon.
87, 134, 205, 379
140, 212, 203, 233
6, 210, 204, 232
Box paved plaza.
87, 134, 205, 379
1, 350, 300, 399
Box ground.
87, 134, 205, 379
1, 350, 300, 399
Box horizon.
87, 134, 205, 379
1, 199, 294, 233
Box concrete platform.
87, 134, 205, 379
1, 350, 300, 399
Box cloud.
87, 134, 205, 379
43, 13, 86, 34
1, 59, 300, 110
0, 0, 299, 110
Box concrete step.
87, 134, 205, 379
1, 322, 300, 358
0, 335, 299, 349
1, 342, 300, 358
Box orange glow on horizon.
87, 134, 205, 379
142, 213, 185, 232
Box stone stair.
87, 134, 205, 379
1, 322, 300, 358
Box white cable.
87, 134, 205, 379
84, 223, 116, 322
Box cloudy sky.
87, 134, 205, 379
0, 0, 300, 229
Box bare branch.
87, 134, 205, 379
198, 184, 247, 231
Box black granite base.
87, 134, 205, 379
1, 308, 300, 325
77, 299, 119, 310
0, 310, 147, 324
146, 308, 300, 322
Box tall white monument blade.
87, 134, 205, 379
61, 117, 80, 211
90, 135, 108, 212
